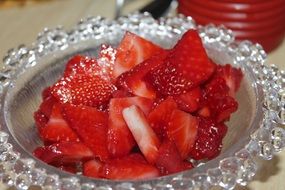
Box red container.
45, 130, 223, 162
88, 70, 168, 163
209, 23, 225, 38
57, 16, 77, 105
178, 0, 285, 52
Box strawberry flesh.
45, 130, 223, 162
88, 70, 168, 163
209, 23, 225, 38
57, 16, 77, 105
62, 104, 110, 161
83, 159, 103, 178
33, 142, 94, 165
107, 97, 153, 157
167, 109, 198, 159
100, 154, 159, 180
123, 105, 160, 164
113, 31, 164, 77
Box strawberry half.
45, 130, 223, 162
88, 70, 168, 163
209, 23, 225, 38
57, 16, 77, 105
51, 74, 115, 108
62, 104, 110, 161
149, 29, 216, 95
156, 140, 193, 175
122, 105, 160, 164
100, 153, 159, 180
167, 109, 198, 159
215, 64, 243, 97
189, 117, 227, 160
113, 31, 164, 77
107, 97, 153, 157
83, 159, 103, 178
116, 50, 168, 99
39, 103, 79, 143
33, 142, 94, 164
147, 97, 178, 139
173, 87, 202, 113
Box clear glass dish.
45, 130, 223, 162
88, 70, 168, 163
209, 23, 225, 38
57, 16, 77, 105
0, 13, 285, 190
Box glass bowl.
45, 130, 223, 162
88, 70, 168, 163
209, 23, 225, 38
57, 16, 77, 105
1, 13, 285, 190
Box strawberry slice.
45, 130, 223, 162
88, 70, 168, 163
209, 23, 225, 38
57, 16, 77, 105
40, 103, 79, 143
64, 55, 100, 77
83, 159, 103, 178
51, 74, 115, 108
42, 86, 52, 100
116, 50, 168, 99
147, 97, 178, 139
149, 29, 216, 95
167, 109, 198, 159
173, 87, 202, 113
58, 165, 78, 174
38, 95, 57, 118
189, 117, 227, 160
122, 105, 160, 164
33, 142, 94, 164
100, 153, 159, 180
34, 111, 48, 133
62, 104, 110, 161
202, 76, 238, 122
113, 31, 164, 77
155, 140, 193, 175
215, 64, 243, 97
107, 97, 153, 157
97, 44, 116, 80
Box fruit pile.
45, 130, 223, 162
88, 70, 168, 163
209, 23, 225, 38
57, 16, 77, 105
33, 29, 243, 180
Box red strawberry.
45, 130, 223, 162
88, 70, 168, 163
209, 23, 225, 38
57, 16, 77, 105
113, 31, 164, 77
149, 29, 216, 95
167, 109, 198, 159
64, 55, 101, 77
38, 95, 57, 118
34, 111, 48, 133
42, 86, 52, 100
173, 87, 202, 113
62, 104, 110, 161
215, 64, 243, 97
107, 97, 153, 157
147, 97, 178, 139
100, 154, 159, 180
122, 105, 160, 164
112, 89, 133, 98
51, 74, 115, 108
40, 103, 79, 143
116, 50, 168, 99
97, 44, 116, 80
156, 140, 193, 175
198, 106, 211, 117
83, 159, 103, 178
33, 142, 94, 164
188, 117, 227, 160
202, 76, 238, 122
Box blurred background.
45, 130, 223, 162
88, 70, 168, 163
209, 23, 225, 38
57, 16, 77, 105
0, 1, 284, 189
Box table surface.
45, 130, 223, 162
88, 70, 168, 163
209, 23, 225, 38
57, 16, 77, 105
0, 0, 284, 189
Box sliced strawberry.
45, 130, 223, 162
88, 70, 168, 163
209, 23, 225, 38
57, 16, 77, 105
197, 106, 211, 117
188, 117, 227, 160
64, 55, 101, 77
107, 97, 153, 157
113, 31, 164, 77
202, 76, 238, 122
51, 74, 115, 107
40, 103, 79, 143
33, 142, 94, 164
97, 44, 116, 80
116, 51, 168, 99
38, 95, 57, 118
100, 154, 159, 180
62, 104, 110, 161
215, 64, 243, 97
173, 87, 202, 113
83, 159, 103, 178
34, 111, 48, 133
149, 29, 216, 95
167, 109, 198, 159
112, 89, 133, 98
147, 97, 177, 139
122, 105, 160, 164
156, 140, 193, 175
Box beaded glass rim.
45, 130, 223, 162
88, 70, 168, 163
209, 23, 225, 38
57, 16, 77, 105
0, 12, 285, 190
